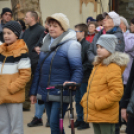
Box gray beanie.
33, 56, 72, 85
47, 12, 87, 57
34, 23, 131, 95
96, 34, 118, 53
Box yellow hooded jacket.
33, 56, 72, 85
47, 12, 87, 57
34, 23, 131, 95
81, 52, 130, 123
0, 39, 31, 104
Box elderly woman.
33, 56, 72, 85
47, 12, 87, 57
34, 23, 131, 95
87, 11, 125, 63
120, 16, 134, 88
29, 13, 83, 134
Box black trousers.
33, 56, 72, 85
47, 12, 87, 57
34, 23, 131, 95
126, 116, 134, 134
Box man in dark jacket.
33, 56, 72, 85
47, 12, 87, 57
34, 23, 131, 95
0, 7, 12, 43
22, 11, 45, 111
69, 23, 93, 130
87, 11, 125, 63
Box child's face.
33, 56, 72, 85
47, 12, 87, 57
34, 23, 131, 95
75, 28, 84, 42
88, 24, 96, 33
3, 28, 18, 45
97, 44, 111, 59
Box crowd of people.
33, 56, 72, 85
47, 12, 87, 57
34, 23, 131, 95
1, 6, 134, 134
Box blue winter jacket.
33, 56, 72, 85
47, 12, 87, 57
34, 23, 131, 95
30, 30, 83, 102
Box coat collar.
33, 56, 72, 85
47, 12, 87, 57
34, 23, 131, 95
0, 39, 28, 57
94, 52, 130, 67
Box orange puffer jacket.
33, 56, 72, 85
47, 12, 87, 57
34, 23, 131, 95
81, 52, 129, 123
0, 39, 31, 104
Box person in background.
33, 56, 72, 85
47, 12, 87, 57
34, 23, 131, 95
81, 34, 129, 134
96, 14, 104, 26
27, 20, 50, 128
87, 11, 125, 63
130, 18, 134, 33
86, 21, 98, 43
120, 17, 134, 134
69, 23, 92, 130
22, 11, 45, 111
0, 7, 12, 43
18, 19, 26, 38
86, 16, 96, 25
95, 26, 103, 33
0, 21, 31, 134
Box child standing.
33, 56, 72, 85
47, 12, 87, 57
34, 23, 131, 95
72, 23, 92, 130
0, 21, 31, 134
81, 34, 129, 134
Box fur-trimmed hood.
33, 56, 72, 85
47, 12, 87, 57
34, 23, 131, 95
94, 52, 130, 67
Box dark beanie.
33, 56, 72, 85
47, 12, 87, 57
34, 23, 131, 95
1, 7, 12, 17
3, 21, 21, 38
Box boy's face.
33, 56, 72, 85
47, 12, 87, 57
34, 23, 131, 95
75, 28, 84, 42
97, 44, 111, 59
88, 24, 96, 33
3, 28, 18, 45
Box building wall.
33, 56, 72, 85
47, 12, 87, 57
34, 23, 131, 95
40, 0, 109, 28
0, 0, 109, 28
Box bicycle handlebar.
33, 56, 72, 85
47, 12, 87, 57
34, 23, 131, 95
46, 83, 81, 90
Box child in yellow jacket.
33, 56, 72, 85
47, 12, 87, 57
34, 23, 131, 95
0, 21, 31, 134
81, 34, 129, 134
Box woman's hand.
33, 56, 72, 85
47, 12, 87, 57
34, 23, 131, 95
63, 81, 76, 90
121, 108, 128, 122
30, 95, 37, 104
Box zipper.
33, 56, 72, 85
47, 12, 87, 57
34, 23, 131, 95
1, 56, 7, 74
86, 65, 99, 122
47, 47, 59, 87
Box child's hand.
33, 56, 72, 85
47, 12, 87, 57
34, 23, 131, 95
121, 108, 128, 122
30, 95, 37, 104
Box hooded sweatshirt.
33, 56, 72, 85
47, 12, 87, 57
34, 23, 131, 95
81, 52, 129, 123
0, 39, 31, 104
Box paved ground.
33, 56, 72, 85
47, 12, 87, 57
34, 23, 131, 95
23, 104, 126, 134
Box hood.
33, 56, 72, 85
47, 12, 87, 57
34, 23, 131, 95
0, 39, 29, 57
60, 29, 77, 43
41, 29, 77, 52
94, 52, 130, 73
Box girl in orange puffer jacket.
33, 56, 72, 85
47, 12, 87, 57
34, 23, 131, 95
81, 34, 129, 134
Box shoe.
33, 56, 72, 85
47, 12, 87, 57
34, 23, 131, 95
27, 117, 43, 127
68, 120, 82, 128
23, 108, 30, 111
77, 121, 90, 130
45, 120, 50, 127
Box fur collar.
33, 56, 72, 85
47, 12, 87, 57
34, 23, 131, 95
94, 52, 130, 66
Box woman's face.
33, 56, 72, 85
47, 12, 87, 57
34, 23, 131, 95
130, 23, 134, 33
49, 21, 64, 38
88, 24, 96, 33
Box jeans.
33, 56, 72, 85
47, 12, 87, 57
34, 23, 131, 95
44, 101, 69, 134
75, 83, 88, 121
35, 102, 45, 119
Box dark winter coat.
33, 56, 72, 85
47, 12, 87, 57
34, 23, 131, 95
22, 23, 45, 73
87, 26, 125, 63
81, 38, 93, 82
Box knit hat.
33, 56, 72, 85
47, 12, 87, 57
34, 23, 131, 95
96, 34, 118, 53
46, 13, 70, 31
120, 16, 129, 29
1, 7, 12, 17
3, 21, 21, 38
102, 11, 120, 26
